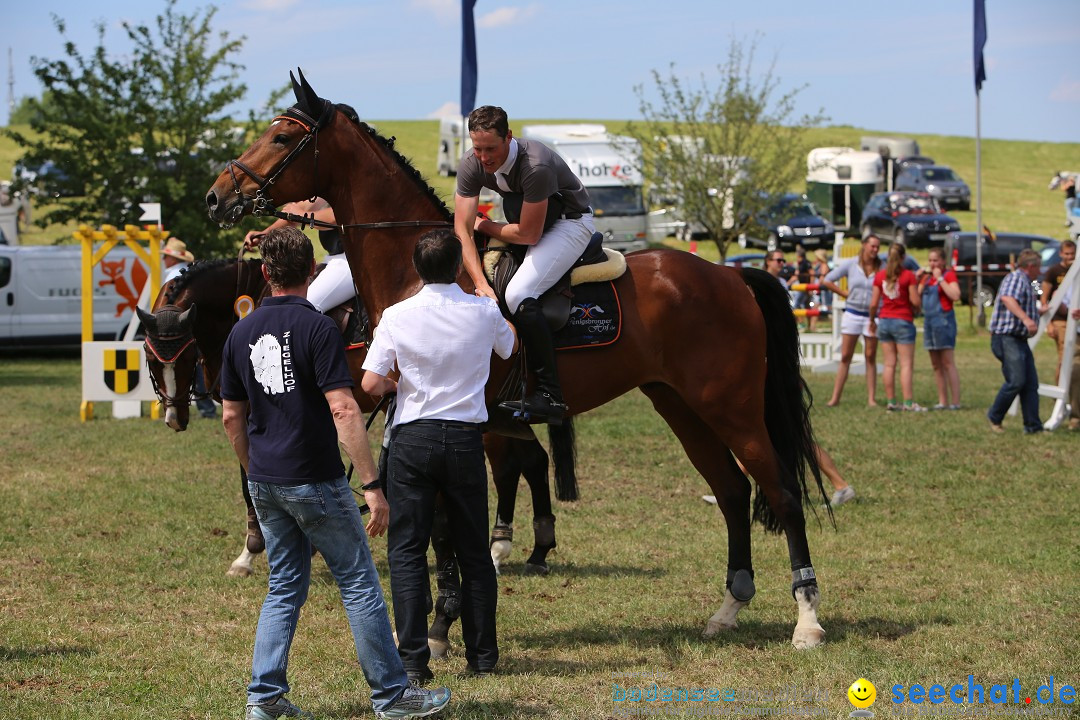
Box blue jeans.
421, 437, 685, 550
988, 334, 1042, 432
247, 476, 408, 712
877, 317, 916, 345
387, 420, 498, 674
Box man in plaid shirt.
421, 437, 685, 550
987, 249, 1047, 433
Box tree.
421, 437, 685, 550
623, 37, 826, 261
4, 0, 263, 256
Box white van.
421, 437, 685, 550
0, 245, 148, 348
520, 124, 648, 253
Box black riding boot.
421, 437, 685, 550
500, 297, 568, 424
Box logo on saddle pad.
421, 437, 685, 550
569, 302, 612, 331
249, 332, 296, 395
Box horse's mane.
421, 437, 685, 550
166, 258, 263, 303
333, 104, 451, 220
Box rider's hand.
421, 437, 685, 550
363, 488, 389, 537
474, 283, 497, 301
243, 231, 265, 251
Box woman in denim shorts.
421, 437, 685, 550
919, 247, 962, 409
869, 244, 924, 411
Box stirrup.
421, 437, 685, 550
499, 393, 567, 425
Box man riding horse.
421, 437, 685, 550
454, 105, 596, 424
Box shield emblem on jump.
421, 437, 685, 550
103, 349, 141, 394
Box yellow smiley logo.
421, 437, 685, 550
847, 678, 877, 709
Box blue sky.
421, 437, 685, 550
3, 0, 1079, 144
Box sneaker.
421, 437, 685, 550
1068, 418, 1080, 431
830, 486, 856, 506
376, 685, 451, 719
988, 421, 1005, 434
904, 403, 928, 412
246, 696, 314, 720
931, 403, 947, 411
461, 664, 495, 678
886, 402, 900, 412
948, 404, 962, 411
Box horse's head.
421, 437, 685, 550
206, 68, 338, 227
139, 304, 200, 432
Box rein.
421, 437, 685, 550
225, 101, 452, 232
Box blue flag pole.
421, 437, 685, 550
974, 0, 987, 326
461, 0, 478, 117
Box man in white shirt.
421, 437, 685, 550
362, 228, 517, 683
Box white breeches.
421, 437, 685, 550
308, 254, 355, 313
504, 214, 596, 312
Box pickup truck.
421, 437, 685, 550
943, 231, 1060, 307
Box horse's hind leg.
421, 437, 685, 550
725, 426, 825, 650
640, 384, 756, 635
228, 466, 263, 578
428, 493, 461, 660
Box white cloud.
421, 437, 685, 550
427, 101, 462, 120
1050, 78, 1080, 103
478, 5, 539, 29
410, 0, 457, 21
239, 0, 300, 11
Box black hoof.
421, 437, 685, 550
523, 562, 550, 576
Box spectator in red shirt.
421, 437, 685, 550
869, 244, 924, 411
919, 247, 962, 409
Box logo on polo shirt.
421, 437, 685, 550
249, 333, 288, 395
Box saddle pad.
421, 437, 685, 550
554, 281, 621, 350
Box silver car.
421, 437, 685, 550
894, 165, 971, 211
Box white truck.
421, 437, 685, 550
0, 245, 147, 348
519, 124, 648, 253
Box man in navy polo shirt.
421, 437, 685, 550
221, 226, 450, 720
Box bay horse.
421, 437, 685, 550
205, 71, 827, 649
139, 259, 575, 654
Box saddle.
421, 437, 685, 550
314, 262, 370, 348
483, 232, 627, 330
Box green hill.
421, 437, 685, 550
3, 120, 1077, 246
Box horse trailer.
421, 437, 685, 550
860, 136, 920, 191
806, 147, 884, 233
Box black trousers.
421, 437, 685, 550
386, 420, 498, 673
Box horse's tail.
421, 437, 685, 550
548, 418, 578, 502
740, 267, 827, 532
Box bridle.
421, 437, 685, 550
143, 311, 205, 410
224, 102, 331, 225
223, 101, 452, 233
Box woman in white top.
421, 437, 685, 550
820, 235, 882, 407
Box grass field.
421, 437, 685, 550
2, 328, 1079, 719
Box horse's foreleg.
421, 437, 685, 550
485, 434, 521, 573
228, 466, 263, 578
428, 494, 461, 660
516, 436, 557, 575
640, 384, 756, 635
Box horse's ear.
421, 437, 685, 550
178, 305, 197, 328
137, 307, 157, 333
295, 67, 322, 113
290, 70, 303, 105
